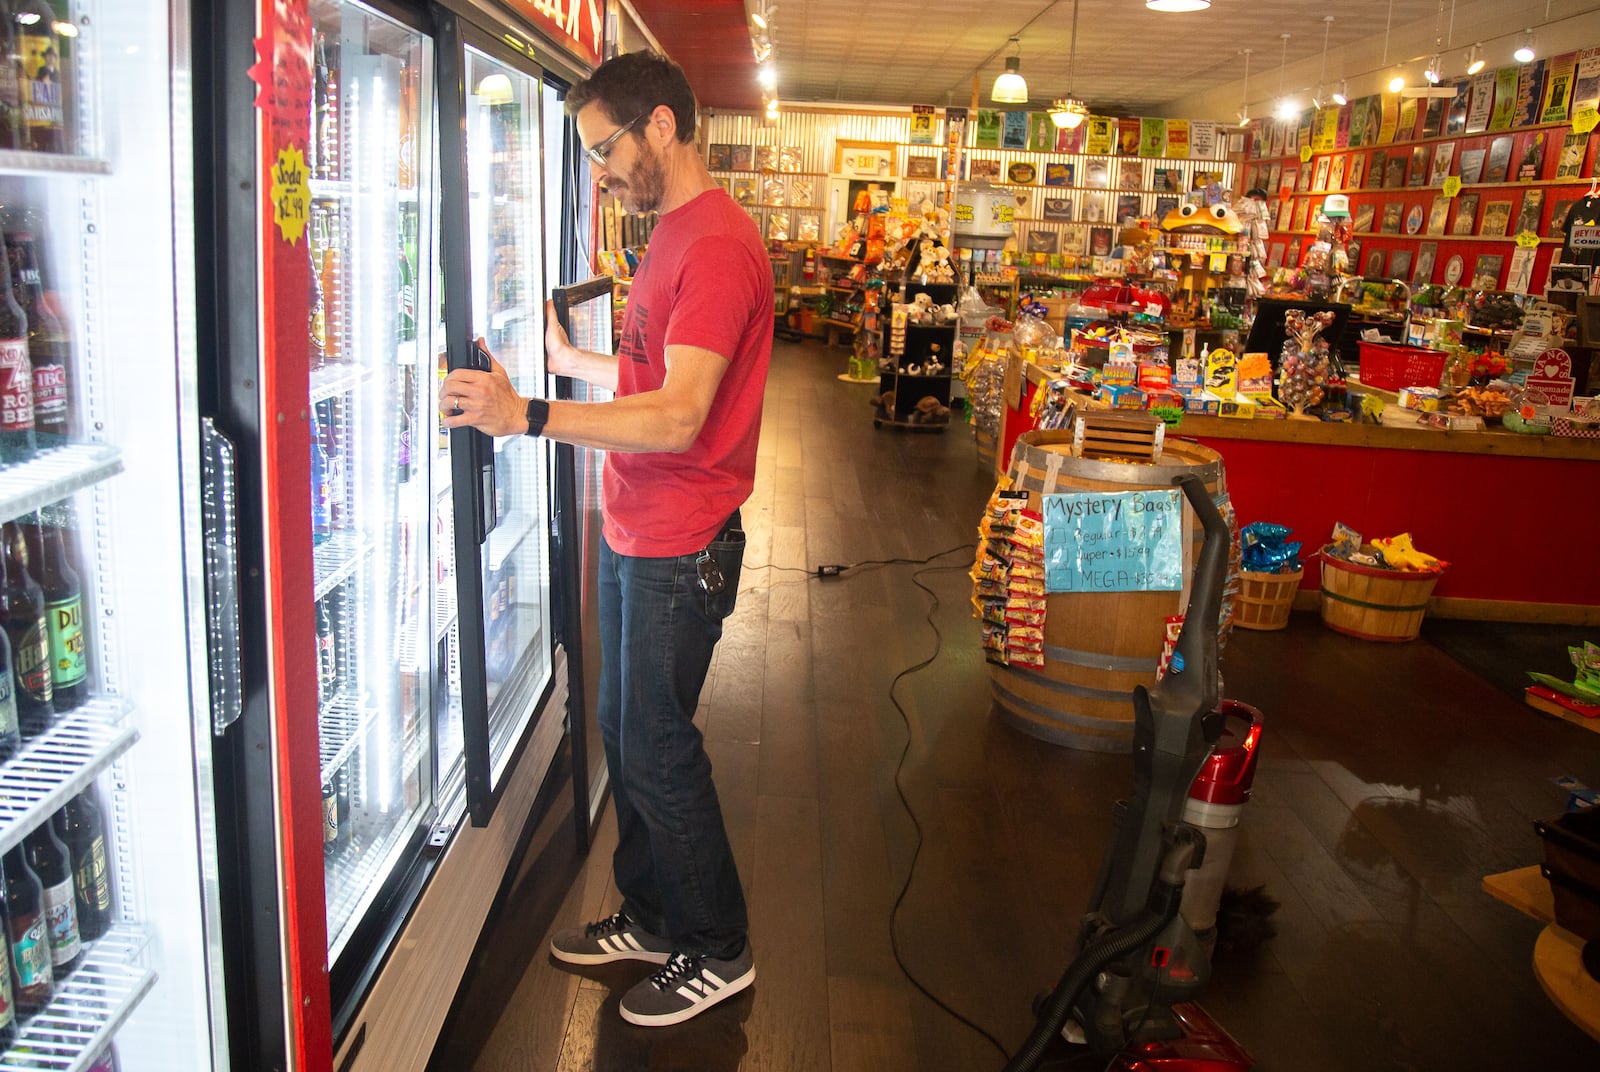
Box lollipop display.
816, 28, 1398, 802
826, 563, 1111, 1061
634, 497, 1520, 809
1278, 309, 1337, 417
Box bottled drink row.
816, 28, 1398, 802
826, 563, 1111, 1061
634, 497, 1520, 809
0, 786, 115, 1048
0, 506, 87, 758
0, 1, 77, 155
0, 197, 73, 467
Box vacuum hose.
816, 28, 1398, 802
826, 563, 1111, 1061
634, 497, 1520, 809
1001, 901, 1177, 1072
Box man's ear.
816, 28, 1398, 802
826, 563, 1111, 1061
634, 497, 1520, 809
645, 104, 677, 145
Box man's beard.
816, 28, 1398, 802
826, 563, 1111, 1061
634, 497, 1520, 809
608, 144, 667, 215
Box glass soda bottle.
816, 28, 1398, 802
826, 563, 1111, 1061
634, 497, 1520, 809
6, 217, 70, 443
52, 789, 111, 942
0, 900, 15, 1045
12, 0, 69, 154
0, 217, 32, 465
0, 520, 51, 736
23, 821, 80, 977
0, 626, 19, 761
2, 843, 52, 1016
35, 508, 84, 710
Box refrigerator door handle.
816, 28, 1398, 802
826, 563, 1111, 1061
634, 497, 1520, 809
201, 417, 245, 735
470, 341, 497, 543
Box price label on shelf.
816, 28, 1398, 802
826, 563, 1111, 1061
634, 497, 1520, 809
1299, 145, 1314, 163
1515, 230, 1541, 248
1573, 106, 1600, 135
1442, 176, 1462, 198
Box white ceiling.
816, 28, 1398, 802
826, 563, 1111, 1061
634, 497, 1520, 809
745, 0, 1600, 118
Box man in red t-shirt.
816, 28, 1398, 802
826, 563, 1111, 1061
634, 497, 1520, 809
439, 51, 770, 1028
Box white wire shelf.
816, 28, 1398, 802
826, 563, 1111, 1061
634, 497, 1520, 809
319, 687, 376, 786
489, 303, 530, 330
435, 576, 458, 644
0, 444, 123, 524
0, 701, 137, 857
0, 926, 156, 1072
308, 361, 373, 404
0, 151, 112, 177
485, 510, 533, 572
313, 531, 371, 601
325, 796, 423, 961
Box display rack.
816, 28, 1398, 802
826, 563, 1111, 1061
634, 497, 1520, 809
0, 701, 137, 857
0, 925, 156, 1072
876, 280, 958, 430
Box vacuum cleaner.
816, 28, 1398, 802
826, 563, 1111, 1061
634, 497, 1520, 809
1004, 473, 1255, 1072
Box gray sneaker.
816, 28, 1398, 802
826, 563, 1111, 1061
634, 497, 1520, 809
619, 946, 756, 1027
550, 912, 673, 966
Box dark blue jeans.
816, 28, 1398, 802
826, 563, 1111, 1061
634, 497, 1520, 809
597, 516, 747, 959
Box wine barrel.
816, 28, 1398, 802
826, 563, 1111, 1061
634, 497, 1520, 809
990, 430, 1227, 752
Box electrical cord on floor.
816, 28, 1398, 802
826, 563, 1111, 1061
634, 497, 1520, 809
741, 541, 976, 581
882, 554, 1014, 1064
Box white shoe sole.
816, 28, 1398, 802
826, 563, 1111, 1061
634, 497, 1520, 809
550, 941, 672, 967
619, 966, 756, 1027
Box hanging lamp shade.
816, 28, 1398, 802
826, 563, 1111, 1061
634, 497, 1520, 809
992, 54, 1028, 104
1049, 98, 1089, 128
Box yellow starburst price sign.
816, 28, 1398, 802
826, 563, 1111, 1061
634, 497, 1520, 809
1573, 106, 1600, 135
1299, 145, 1313, 164
1515, 230, 1541, 248
1442, 176, 1462, 198
270, 144, 310, 245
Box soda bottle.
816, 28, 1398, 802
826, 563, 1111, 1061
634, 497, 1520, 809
321, 774, 339, 855
12, 1, 68, 154
2, 843, 52, 1016
0, 1, 22, 150
23, 822, 79, 976
0, 216, 31, 464
315, 598, 336, 700
5, 218, 69, 443
35, 509, 83, 710
0, 627, 18, 762
52, 789, 110, 942
85, 1042, 119, 1072
0, 898, 16, 1045
309, 407, 330, 545
0, 520, 51, 736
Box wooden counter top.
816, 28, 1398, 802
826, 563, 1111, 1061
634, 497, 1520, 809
1019, 360, 1600, 461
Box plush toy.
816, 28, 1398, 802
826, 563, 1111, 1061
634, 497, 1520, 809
909, 395, 951, 424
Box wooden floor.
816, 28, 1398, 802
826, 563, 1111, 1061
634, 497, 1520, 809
429, 338, 1600, 1071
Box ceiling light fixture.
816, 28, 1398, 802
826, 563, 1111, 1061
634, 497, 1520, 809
1465, 43, 1484, 75
1513, 29, 1536, 64
1049, 0, 1089, 129
991, 37, 1029, 103
1331, 79, 1349, 106
1424, 54, 1443, 83
766, 98, 780, 120
758, 64, 777, 91
1314, 15, 1334, 110
1389, 72, 1406, 93
1145, 0, 1210, 11
1237, 48, 1252, 126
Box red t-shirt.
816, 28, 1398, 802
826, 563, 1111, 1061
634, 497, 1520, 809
603, 188, 773, 556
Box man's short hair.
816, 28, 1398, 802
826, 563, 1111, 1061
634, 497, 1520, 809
567, 51, 698, 145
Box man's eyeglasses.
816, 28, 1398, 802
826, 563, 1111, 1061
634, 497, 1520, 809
582, 112, 647, 167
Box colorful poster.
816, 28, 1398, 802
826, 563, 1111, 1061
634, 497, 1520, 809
1296, 110, 1314, 152
1119, 117, 1142, 156
1042, 491, 1184, 594
1349, 97, 1371, 146
1489, 66, 1520, 130
1517, 60, 1548, 128
1378, 94, 1400, 143
1139, 116, 1166, 157
1086, 115, 1114, 154
1422, 97, 1445, 139
1574, 48, 1600, 113
1445, 81, 1470, 133
1055, 122, 1084, 153
1465, 71, 1495, 132
1395, 97, 1419, 142
909, 104, 936, 145
1002, 110, 1030, 149
1028, 112, 1054, 152
945, 107, 967, 182
1335, 105, 1352, 148
1165, 118, 1190, 158
1312, 107, 1339, 152
1190, 120, 1217, 158
1542, 52, 1578, 123
975, 109, 1001, 148
1269, 118, 1287, 158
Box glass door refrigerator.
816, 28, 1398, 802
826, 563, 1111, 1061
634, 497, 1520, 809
200, 2, 583, 1069
0, 2, 229, 1071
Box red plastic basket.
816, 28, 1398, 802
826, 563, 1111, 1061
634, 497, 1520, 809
1357, 341, 1447, 391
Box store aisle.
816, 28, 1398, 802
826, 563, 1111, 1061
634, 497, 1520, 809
430, 337, 1600, 1071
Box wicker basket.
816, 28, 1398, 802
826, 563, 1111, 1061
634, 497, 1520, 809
1236, 568, 1302, 631
1318, 549, 1445, 642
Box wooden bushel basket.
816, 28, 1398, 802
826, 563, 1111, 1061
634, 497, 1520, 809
1235, 568, 1302, 631
1318, 549, 1445, 642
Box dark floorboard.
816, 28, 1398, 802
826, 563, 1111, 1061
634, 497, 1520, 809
433, 337, 1600, 1072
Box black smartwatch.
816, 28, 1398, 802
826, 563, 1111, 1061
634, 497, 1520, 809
525, 397, 550, 437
